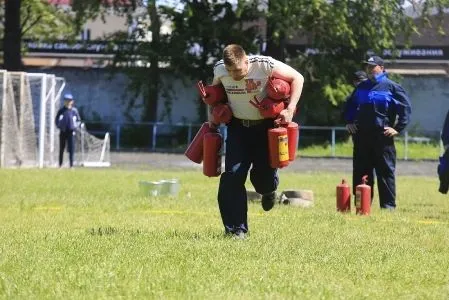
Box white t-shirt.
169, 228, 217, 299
213, 55, 279, 120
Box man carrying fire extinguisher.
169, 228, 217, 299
344, 56, 412, 210
210, 44, 304, 239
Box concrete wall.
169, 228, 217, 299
26, 68, 449, 133
401, 75, 449, 133
27, 67, 201, 125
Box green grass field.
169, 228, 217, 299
1, 168, 449, 299
300, 140, 443, 160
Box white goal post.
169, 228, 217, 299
77, 123, 111, 167
0, 70, 111, 168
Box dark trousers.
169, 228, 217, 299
438, 148, 449, 194
59, 130, 75, 167
352, 130, 396, 209
218, 118, 279, 233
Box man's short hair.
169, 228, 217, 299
223, 44, 246, 67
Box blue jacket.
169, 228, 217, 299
441, 109, 449, 146
55, 107, 81, 132
344, 72, 412, 133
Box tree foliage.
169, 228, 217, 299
264, 0, 449, 125
1, 0, 77, 70
162, 0, 262, 120
3, 0, 449, 124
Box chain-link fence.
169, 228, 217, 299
82, 121, 444, 160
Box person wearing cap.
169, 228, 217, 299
55, 93, 81, 168
352, 70, 368, 87
438, 109, 449, 194
342, 71, 368, 128
343, 56, 412, 210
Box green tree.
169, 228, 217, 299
97, 0, 263, 122
1, 0, 76, 71
70, 0, 164, 123
163, 0, 262, 121
264, 0, 449, 125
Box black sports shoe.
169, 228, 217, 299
261, 191, 276, 211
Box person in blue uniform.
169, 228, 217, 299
55, 94, 81, 168
438, 109, 449, 194
343, 56, 412, 209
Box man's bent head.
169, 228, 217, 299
223, 44, 249, 81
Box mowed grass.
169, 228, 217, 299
1, 167, 449, 299
300, 140, 442, 160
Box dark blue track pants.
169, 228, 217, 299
217, 118, 279, 233
59, 130, 75, 167
352, 130, 396, 209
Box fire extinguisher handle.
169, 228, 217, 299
197, 81, 208, 98
362, 175, 368, 183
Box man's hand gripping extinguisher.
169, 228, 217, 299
355, 175, 371, 215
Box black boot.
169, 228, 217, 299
261, 191, 276, 211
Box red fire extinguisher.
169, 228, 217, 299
211, 103, 233, 124
184, 122, 213, 164
249, 96, 285, 119
196, 81, 226, 106
268, 126, 289, 169
267, 77, 291, 100
283, 122, 299, 161
203, 131, 222, 177
336, 179, 351, 212
355, 175, 371, 215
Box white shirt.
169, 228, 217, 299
214, 55, 280, 120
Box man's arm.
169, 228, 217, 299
72, 107, 82, 129
442, 109, 449, 149
392, 83, 412, 134
271, 62, 304, 123
55, 108, 63, 128
72, 107, 81, 121
343, 90, 358, 134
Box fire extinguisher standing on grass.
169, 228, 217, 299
355, 175, 371, 215
336, 179, 351, 212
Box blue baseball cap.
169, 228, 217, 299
364, 56, 384, 66
63, 93, 74, 100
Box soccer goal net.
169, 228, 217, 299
75, 123, 111, 167
0, 70, 111, 168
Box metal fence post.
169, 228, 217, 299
116, 124, 121, 151
187, 124, 192, 146
219, 124, 227, 155
81, 123, 85, 163
152, 123, 157, 151
404, 131, 408, 160
331, 128, 336, 157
